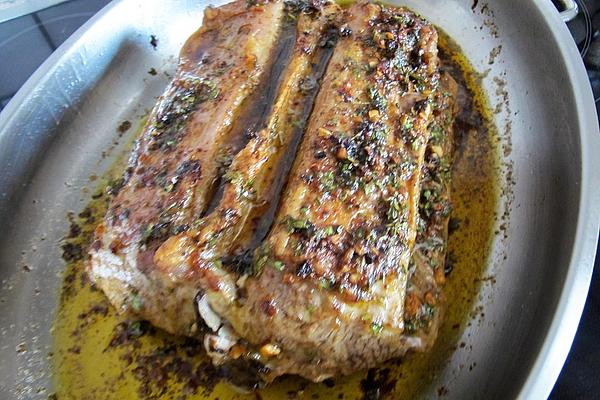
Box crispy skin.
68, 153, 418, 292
87, 0, 285, 335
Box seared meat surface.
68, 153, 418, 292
88, 0, 286, 335
88, 0, 456, 384
404, 72, 457, 348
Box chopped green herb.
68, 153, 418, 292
367, 86, 387, 111
207, 233, 219, 247
140, 222, 171, 245
318, 171, 336, 191
253, 244, 272, 276
292, 239, 303, 256
151, 77, 219, 152
224, 171, 255, 201
106, 177, 125, 196
127, 321, 145, 337
371, 322, 383, 334
224, 170, 242, 185
131, 294, 143, 312
216, 149, 233, 175
386, 194, 407, 237
323, 225, 336, 237
364, 181, 376, 195
404, 320, 417, 333
318, 278, 333, 289
164, 176, 179, 193
429, 125, 443, 145
283, 216, 311, 233
411, 138, 420, 151
423, 304, 435, 319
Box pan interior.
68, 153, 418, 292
0, 1, 591, 399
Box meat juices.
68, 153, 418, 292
88, 0, 456, 384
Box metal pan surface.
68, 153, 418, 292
0, 0, 598, 398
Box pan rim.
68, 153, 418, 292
517, 0, 600, 399
0, 0, 598, 398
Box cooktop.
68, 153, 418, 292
0, 0, 598, 398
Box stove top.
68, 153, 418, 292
0, 0, 598, 398
567, 1, 600, 108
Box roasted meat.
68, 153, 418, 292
88, 0, 456, 384
88, 0, 286, 335
404, 72, 457, 349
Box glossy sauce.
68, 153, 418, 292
52, 28, 500, 400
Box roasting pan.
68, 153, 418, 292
0, 0, 599, 398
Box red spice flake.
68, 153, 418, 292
259, 297, 278, 317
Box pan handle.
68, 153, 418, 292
554, 0, 579, 22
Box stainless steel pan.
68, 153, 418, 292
0, 0, 599, 398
